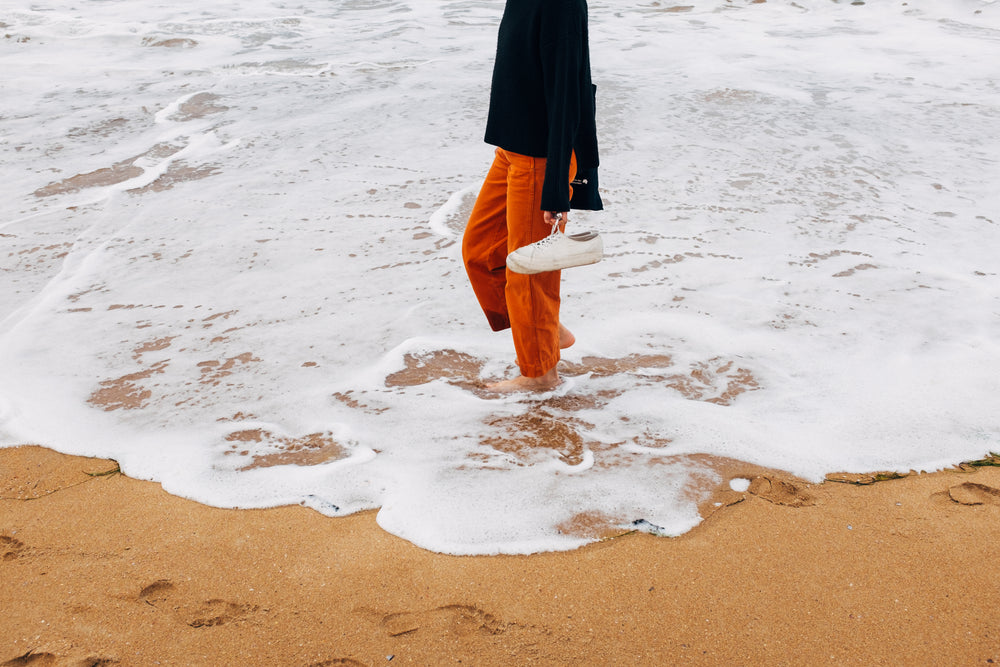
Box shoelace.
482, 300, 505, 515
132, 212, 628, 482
530, 227, 563, 248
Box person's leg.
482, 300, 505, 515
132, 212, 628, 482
488, 150, 577, 392
463, 149, 512, 332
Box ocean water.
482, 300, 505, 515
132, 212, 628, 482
1, 0, 998, 555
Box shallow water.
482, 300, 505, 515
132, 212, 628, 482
2, 0, 998, 554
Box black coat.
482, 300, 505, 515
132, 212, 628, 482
484, 0, 602, 212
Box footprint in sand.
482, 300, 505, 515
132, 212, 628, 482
306, 660, 367, 667
0, 652, 57, 667
138, 579, 175, 603
1, 535, 27, 562
0, 651, 116, 666
380, 604, 509, 639
185, 599, 259, 628
137, 579, 259, 628
747, 476, 816, 507
947, 482, 1000, 506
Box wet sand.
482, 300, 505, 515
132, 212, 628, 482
2, 444, 999, 666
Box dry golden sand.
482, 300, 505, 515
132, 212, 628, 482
2, 445, 999, 666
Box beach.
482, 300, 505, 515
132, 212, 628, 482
3, 0, 999, 554
4, 444, 999, 665
3, 0, 1000, 661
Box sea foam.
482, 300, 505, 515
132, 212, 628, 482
1, 0, 998, 554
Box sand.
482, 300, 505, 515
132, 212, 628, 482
2, 444, 999, 666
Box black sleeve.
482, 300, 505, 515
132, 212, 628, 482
539, 12, 585, 212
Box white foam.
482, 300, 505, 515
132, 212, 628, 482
730, 478, 751, 493
1, 0, 998, 555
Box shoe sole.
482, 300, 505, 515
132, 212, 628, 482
506, 249, 603, 275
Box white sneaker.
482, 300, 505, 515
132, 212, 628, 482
506, 229, 604, 275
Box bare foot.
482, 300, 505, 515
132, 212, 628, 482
559, 323, 575, 349
486, 366, 561, 393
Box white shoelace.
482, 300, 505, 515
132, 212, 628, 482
531, 227, 562, 248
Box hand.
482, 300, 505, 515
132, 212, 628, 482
544, 211, 568, 230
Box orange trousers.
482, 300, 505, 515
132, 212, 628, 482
462, 148, 576, 378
